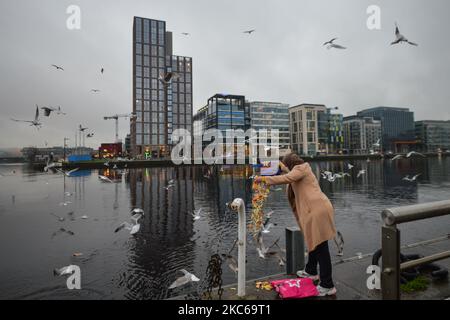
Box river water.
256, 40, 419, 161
0, 157, 449, 299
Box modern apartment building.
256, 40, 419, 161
131, 17, 193, 158
343, 116, 382, 154
289, 104, 328, 155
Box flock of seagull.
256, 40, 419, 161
10, 64, 103, 137
319, 151, 427, 184
323, 22, 418, 50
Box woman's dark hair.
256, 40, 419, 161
282, 153, 305, 171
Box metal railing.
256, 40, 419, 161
381, 200, 450, 300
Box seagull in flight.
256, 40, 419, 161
159, 72, 180, 86
131, 208, 144, 215
403, 174, 421, 182
56, 168, 79, 177
221, 254, 238, 274
87, 133, 94, 138
357, 170, 366, 178
41, 106, 66, 117
391, 154, 404, 161
11, 105, 42, 129
347, 163, 354, 170
51, 64, 64, 71
168, 269, 200, 289
101, 68, 104, 74
192, 208, 203, 221
323, 37, 338, 46
91, 89, 101, 93
391, 23, 418, 46
256, 232, 269, 259
333, 231, 344, 257
114, 219, 141, 235
243, 29, 256, 34
406, 151, 426, 158
98, 175, 113, 183
181, 32, 190, 36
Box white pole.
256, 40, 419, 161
230, 198, 246, 297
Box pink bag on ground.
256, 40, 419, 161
270, 278, 319, 299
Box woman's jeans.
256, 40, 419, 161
305, 240, 334, 288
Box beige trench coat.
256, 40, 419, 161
264, 163, 336, 252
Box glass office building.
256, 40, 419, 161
357, 107, 415, 153
205, 94, 250, 133
132, 17, 193, 158
248, 101, 290, 152
415, 120, 450, 152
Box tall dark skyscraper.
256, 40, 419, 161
132, 17, 193, 158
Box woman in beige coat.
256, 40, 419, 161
255, 153, 337, 296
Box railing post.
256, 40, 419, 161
285, 227, 305, 275
230, 198, 246, 297
381, 225, 401, 300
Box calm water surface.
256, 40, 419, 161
0, 158, 449, 299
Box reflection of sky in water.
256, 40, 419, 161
0, 157, 449, 299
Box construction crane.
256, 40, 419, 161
103, 113, 136, 142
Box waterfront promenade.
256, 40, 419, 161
40, 152, 450, 170
170, 235, 450, 300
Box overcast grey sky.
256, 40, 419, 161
1, 0, 449, 148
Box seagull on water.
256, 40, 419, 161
168, 269, 200, 289
50, 212, 65, 222
53, 265, 77, 276
51, 228, 74, 238
391, 23, 418, 46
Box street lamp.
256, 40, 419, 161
159, 71, 180, 158
63, 137, 70, 161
